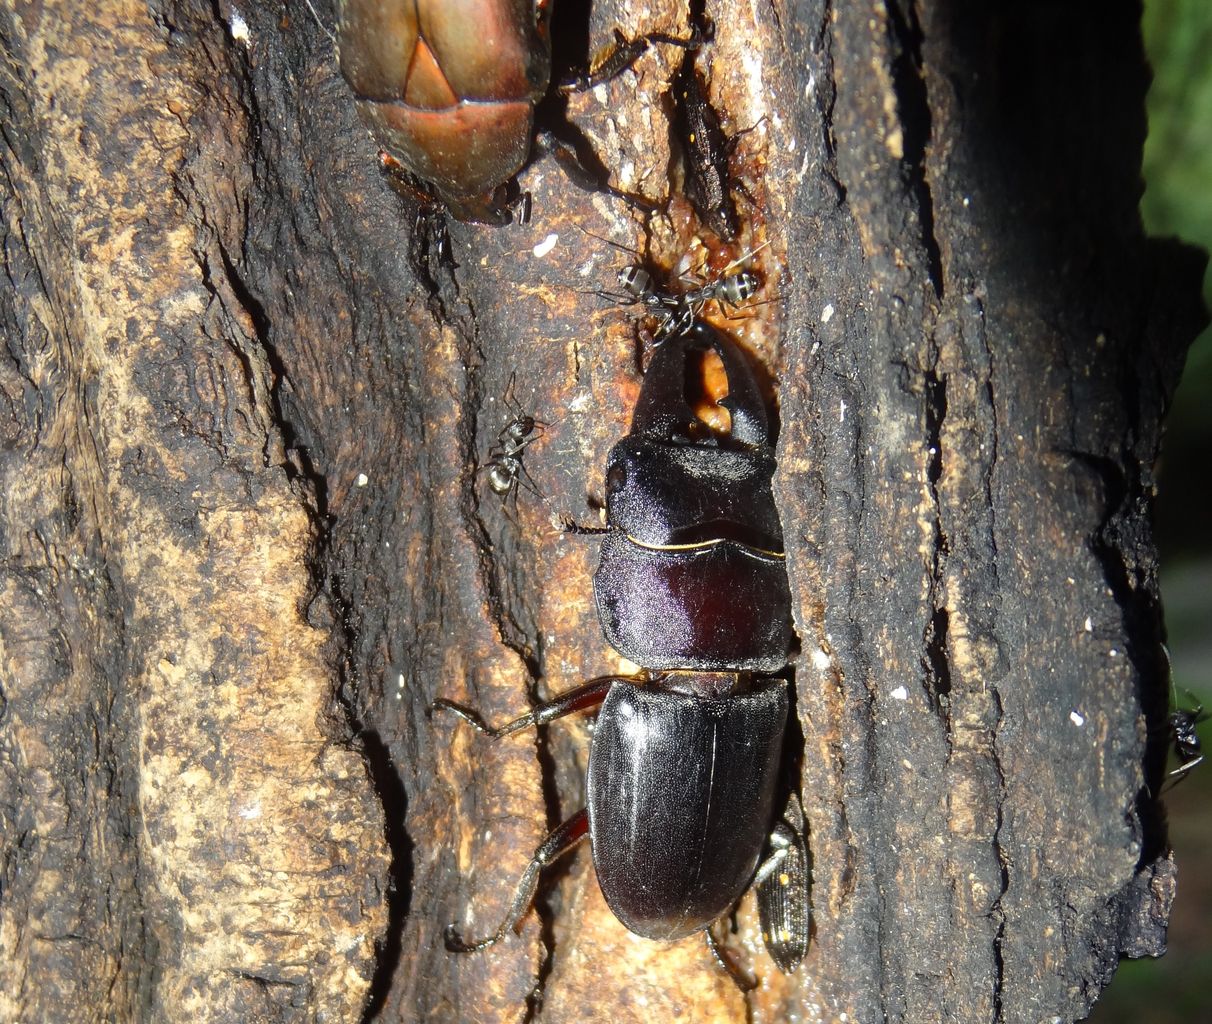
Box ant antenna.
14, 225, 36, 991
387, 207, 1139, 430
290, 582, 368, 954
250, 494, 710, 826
722, 238, 771, 273
576, 225, 647, 262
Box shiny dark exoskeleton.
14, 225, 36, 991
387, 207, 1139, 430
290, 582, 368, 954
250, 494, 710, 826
1168, 694, 1208, 784
616, 261, 760, 340
434, 319, 810, 977
485, 414, 540, 499
482, 374, 545, 501
683, 267, 760, 310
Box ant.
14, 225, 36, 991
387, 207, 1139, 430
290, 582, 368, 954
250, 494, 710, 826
482, 373, 546, 504
589, 232, 768, 343
1168, 690, 1208, 785
615, 261, 761, 340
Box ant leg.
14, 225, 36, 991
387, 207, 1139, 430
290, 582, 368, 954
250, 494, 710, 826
1168, 753, 1205, 784
515, 460, 545, 498
533, 131, 658, 215
431, 675, 624, 738
446, 808, 589, 952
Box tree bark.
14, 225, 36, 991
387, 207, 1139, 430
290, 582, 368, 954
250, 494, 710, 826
0, 1, 1205, 1023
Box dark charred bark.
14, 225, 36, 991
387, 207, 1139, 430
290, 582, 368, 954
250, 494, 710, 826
0, 1, 1204, 1023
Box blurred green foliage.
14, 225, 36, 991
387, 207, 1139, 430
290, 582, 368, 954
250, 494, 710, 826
1140, 0, 1212, 564
1141, 0, 1212, 432
1142, 4, 1212, 249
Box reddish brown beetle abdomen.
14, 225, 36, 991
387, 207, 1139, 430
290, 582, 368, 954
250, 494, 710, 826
337, 0, 551, 207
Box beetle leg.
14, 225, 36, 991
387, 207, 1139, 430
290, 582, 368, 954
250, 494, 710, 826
559, 28, 701, 93
445, 808, 590, 952
432, 675, 625, 738
703, 924, 757, 992
532, 131, 658, 216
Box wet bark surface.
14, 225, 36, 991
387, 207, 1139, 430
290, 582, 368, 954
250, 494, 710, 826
0, 0, 1205, 1022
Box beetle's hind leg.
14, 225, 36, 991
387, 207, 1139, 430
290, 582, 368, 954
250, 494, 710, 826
558, 27, 701, 93
445, 808, 589, 952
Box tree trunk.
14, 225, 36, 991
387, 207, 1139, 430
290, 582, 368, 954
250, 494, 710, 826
0, 0, 1204, 1023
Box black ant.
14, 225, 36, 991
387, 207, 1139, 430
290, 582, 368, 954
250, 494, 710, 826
589, 233, 768, 343
615, 262, 761, 340
1168, 690, 1208, 785
482, 373, 546, 503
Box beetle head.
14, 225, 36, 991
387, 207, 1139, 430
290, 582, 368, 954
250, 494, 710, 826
603, 321, 782, 552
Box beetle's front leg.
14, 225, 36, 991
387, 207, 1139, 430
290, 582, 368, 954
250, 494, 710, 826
445, 808, 589, 952
431, 675, 625, 738
531, 131, 658, 216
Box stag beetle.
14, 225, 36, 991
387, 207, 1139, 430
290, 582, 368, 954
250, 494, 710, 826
434, 319, 810, 977
336, 1, 694, 223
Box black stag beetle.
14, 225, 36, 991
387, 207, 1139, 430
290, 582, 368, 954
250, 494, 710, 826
434, 319, 811, 979
336, 0, 695, 223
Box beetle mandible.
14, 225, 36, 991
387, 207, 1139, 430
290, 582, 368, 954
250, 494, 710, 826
434, 318, 810, 976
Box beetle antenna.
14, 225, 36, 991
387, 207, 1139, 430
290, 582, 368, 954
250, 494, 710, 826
555, 514, 610, 537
